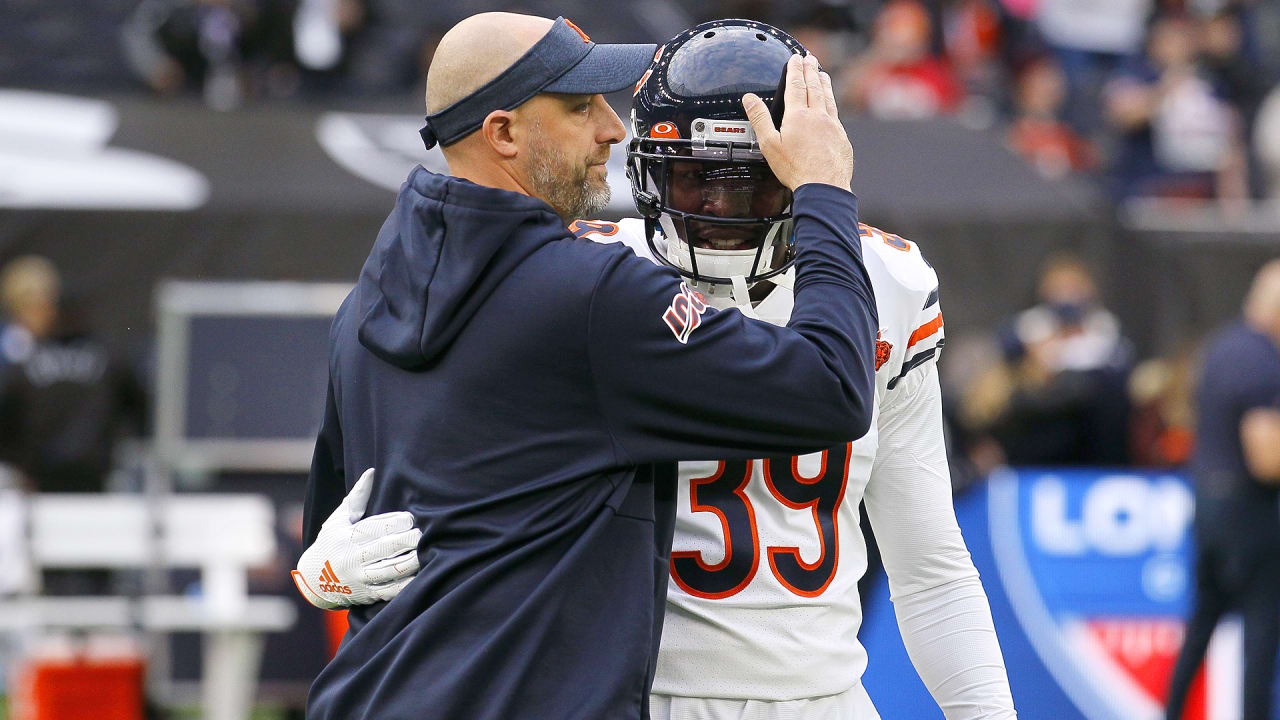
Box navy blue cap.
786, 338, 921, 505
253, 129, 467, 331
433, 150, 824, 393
420, 17, 656, 149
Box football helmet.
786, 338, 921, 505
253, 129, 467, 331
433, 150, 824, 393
627, 20, 807, 309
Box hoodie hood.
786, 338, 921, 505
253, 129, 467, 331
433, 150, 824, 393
357, 166, 566, 369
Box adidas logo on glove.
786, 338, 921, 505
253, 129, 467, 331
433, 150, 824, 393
318, 560, 352, 595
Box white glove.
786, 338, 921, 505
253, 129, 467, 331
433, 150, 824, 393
291, 468, 422, 610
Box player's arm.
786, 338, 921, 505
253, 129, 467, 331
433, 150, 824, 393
863, 309, 1016, 719
1233, 338, 1280, 484
586, 56, 875, 463
294, 467, 422, 609
1242, 407, 1280, 483
296, 371, 423, 610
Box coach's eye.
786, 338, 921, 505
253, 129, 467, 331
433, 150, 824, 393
575, 102, 591, 114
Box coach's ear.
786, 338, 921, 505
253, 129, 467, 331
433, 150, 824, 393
480, 109, 520, 159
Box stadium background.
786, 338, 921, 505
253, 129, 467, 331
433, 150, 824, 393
0, 0, 1278, 717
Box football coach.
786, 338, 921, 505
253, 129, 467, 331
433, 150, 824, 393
301, 12, 877, 720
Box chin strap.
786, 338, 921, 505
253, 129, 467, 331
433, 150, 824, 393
657, 214, 681, 260
755, 220, 786, 278
770, 267, 795, 292
729, 275, 760, 320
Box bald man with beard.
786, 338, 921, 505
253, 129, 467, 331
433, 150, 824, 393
421, 13, 614, 221
299, 13, 880, 719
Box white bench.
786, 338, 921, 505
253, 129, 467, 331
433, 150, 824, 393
0, 492, 297, 720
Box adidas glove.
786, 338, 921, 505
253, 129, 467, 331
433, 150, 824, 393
292, 468, 422, 610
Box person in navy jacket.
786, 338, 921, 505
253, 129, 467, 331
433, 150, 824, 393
1166, 261, 1280, 720
299, 12, 876, 720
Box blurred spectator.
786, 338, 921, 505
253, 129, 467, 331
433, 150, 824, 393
959, 254, 1133, 466
315, 0, 434, 96
1103, 13, 1248, 203
121, 0, 300, 108
842, 0, 965, 119
0, 257, 61, 385
1007, 56, 1097, 177
942, 0, 1007, 120
1200, 5, 1274, 198
1128, 346, 1195, 466
0, 256, 146, 495
1201, 7, 1267, 127
1165, 260, 1280, 720
1254, 83, 1280, 199
790, 9, 860, 78
293, 0, 355, 72
1035, 0, 1153, 132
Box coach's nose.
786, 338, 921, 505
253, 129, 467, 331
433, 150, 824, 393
594, 95, 626, 146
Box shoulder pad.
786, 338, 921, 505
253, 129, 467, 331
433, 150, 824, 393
859, 224, 943, 391
858, 223, 937, 298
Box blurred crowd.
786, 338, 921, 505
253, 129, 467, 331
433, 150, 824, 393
843, 0, 1280, 204
80, 0, 1276, 203
7, 0, 1280, 199
773, 0, 1280, 204
942, 252, 1192, 477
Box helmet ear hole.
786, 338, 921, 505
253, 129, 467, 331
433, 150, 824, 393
636, 190, 660, 218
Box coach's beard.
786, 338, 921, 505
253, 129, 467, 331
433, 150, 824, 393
526, 132, 611, 222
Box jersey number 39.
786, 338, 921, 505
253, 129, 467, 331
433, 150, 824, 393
670, 443, 851, 599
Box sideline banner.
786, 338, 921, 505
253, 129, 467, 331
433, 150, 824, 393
861, 468, 1266, 720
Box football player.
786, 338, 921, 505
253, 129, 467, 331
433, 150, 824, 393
297, 20, 1017, 720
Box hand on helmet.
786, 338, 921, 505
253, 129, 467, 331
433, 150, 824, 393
742, 54, 853, 191
292, 468, 422, 610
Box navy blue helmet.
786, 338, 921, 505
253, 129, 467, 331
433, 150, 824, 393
627, 20, 808, 306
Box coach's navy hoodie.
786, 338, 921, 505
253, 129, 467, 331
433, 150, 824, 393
303, 166, 877, 720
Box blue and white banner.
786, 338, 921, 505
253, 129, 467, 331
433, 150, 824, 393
861, 468, 1264, 720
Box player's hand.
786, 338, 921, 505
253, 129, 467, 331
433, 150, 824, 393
291, 468, 422, 610
742, 54, 853, 191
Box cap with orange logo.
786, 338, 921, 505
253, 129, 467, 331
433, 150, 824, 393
420, 17, 656, 149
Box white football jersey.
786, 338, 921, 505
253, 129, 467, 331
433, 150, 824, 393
570, 218, 1012, 716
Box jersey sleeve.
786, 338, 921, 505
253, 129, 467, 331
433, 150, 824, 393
863, 360, 1016, 718
884, 270, 944, 407
587, 184, 879, 464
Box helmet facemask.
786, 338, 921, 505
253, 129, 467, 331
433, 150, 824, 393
628, 118, 795, 309
626, 19, 807, 310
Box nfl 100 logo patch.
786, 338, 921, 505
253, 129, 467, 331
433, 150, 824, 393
663, 283, 708, 344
